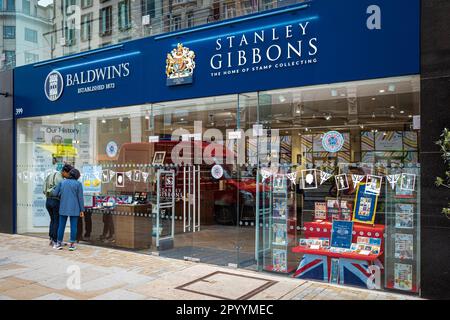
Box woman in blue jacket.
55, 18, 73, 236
52, 168, 84, 251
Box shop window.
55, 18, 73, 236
3, 26, 15, 39
118, 0, 132, 31
25, 28, 38, 43
99, 6, 113, 36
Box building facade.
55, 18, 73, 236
1, 0, 450, 299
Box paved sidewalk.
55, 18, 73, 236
0, 234, 419, 300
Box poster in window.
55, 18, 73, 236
272, 223, 287, 246
340, 200, 353, 221
272, 249, 287, 273
394, 263, 413, 291
394, 233, 414, 260
352, 183, 378, 224
314, 202, 327, 220
273, 197, 287, 219
327, 198, 340, 220
395, 204, 414, 229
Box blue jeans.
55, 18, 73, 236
57, 215, 79, 243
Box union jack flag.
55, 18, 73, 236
338, 258, 372, 288
293, 254, 328, 282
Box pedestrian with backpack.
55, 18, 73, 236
43, 161, 73, 247
52, 168, 85, 251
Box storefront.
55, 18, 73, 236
13, 0, 423, 295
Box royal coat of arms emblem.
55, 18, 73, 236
166, 43, 196, 86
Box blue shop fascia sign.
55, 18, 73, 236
14, 0, 420, 119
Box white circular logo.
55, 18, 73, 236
44, 70, 64, 101
106, 141, 118, 158
322, 131, 345, 153
211, 164, 224, 179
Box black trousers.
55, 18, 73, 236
45, 198, 60, 242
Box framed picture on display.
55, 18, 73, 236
152, 151, 166, 165
352, 183, 378, 224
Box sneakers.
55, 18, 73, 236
54, 241, 63, 250
68, 243, 77, 251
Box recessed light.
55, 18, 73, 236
181, 118, 184, 121
399, 110, 405, 114
78, 122, 83, 126
340, 93, 346, 97
390, 105, 395, 109
371, 97, 376, 101
408, 114, 413, 118
372, 113, 376, 118
359, 125, 364, 129
379, 89, 385, 93
101, 118, 106, 124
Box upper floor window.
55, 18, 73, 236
170, 14, 181, 31
25, 52, 39, 64
81, 0, 93, 9
3, 26, 15, 39
118, 0, 131, 31
64, 19, 76, 46
187, 11, 194, 28
99, 6, 112, 36
22, 0, 31, 14
142, 0, 156, 18
7, 0, 15, 11
3, 50, 16, 68
81, 13, 93, 41
25, 28, 38, 43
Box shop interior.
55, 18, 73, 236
16, 75, 421, 292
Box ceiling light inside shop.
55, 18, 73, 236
119, 117, 123, 122
101, 118, 106, 124
408, 114, 413, 118
372, 113, 376, 118
379, 89, 385, 93
360, 125, 364, 129
400, 110, 405, 114
305, 128, 309, 132
390, 113, 395, 119
325, 114, 332, 121
78, 122, 82, 126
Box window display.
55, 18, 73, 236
15, 75, 421, 295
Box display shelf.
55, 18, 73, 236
292, 246, 383, 262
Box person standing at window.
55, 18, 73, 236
43, 161, 72, 248
53, 168, 85, 251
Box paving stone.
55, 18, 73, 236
91, 289, 147, 300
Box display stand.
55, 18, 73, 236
260, 166, 297, 274
384, 165, 421, 293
